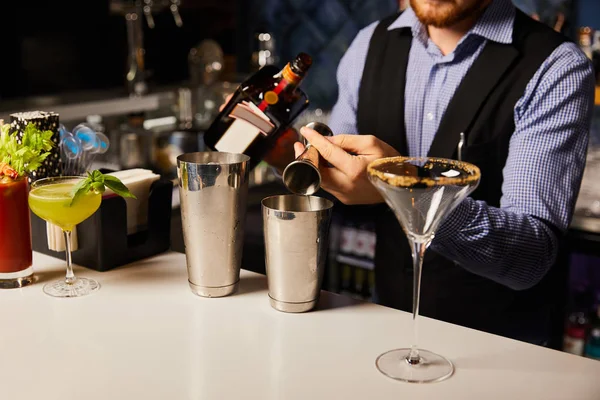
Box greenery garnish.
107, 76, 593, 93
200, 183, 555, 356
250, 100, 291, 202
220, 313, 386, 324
71, 170, 137, 206
0, 123, 54, 178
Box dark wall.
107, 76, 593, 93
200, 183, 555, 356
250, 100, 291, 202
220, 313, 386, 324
577, 0, 600, 29
0, 0, 395, 108
239, 0, 397, 110
0, 0, 236, 101
0, 0, 119, 99
5, 0, 579, 108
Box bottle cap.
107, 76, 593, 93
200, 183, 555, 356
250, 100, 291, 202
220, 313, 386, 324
290, 53, 313, 75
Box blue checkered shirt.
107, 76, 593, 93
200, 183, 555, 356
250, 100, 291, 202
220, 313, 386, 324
328, 0, 595, 290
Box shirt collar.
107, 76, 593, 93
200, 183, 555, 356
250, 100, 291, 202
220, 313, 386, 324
387, 0, 515, 45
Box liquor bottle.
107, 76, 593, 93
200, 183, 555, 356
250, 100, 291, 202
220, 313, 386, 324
203, 53, 312, 170
564, 289, 591, 356
338, 221, 358, 264
585, 326, 600, 360
579, 27, 594, 60
340, 264, 355, 297
365, 269, 376, 302
354, 224, 369, 261
353, 222, 373, 301
355, 221, 376, 270
564, 311, 588, 356
358, 267, 371, 300
326, 214, 343, 293
585, 292, 600, 360
354, 267, 365, 300
338, 220, 357, 296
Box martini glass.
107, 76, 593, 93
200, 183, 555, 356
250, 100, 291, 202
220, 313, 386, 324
367, 157, 480, 383
28, 176, 102, 298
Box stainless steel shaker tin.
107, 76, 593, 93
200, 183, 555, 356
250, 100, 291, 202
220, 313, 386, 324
262, 194, 334, 312
177, 152, 250, 297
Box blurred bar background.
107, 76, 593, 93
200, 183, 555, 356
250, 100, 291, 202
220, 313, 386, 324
1, 0, 600, 359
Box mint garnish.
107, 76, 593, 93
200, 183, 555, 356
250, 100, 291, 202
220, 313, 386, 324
70, 170, 136, 206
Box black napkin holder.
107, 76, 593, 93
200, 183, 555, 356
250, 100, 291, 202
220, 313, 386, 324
31, 179, 173, 272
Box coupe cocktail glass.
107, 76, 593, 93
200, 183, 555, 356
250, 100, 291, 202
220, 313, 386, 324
29, 176, 101, 298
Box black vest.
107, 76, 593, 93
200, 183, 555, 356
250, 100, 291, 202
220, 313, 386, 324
355, 11, 568, 343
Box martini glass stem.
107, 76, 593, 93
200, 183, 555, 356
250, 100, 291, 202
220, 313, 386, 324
63, 230, 76, 284
408, 239, 429, 365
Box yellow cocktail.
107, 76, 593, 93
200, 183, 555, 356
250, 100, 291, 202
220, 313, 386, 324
29, 176, 102, 298
29, 180, 101, 231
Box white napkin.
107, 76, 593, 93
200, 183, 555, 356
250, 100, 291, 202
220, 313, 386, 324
46, 223, 78, 252
104, 169, 161, 235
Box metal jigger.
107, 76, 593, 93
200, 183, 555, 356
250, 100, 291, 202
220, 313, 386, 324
282, 122, 333, 195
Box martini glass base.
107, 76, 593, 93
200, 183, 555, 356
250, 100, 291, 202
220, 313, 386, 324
43, 278, 100, 298
376, 348, 454, 383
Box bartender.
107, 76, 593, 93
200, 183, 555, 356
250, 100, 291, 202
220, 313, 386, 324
295, 0, 595, 345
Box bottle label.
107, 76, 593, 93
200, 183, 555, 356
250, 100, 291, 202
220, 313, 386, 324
264, 91, 279, 105
564, 336, 585, 356
336, 224, 374, 270
367, 231, 376, 261
256, 63, 300, 111
257, 81, 288, 111
355, 229, 374, 258
339, 225, 357, 255
214, 101, 275, 154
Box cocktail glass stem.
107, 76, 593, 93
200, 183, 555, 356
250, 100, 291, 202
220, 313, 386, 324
63, 230, 76, 284
407, 239, 429, 365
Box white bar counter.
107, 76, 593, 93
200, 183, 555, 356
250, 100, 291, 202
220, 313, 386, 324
1, 252, 599, 400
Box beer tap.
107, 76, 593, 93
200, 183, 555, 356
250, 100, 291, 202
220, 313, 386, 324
125, 10, 147, 97
110, 0, 184, 97
170, 0, 183, 27
143, 0, 156, 29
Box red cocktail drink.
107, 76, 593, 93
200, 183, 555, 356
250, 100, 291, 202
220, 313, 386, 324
0, 175, 33, 288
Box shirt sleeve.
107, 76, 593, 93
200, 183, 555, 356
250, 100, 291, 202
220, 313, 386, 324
328, 22, 379, 136
430, 41, 595, 290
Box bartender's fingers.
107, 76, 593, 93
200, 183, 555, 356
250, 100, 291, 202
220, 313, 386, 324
327, 134, 399, 157
294, 142, 305, 158
318, 163, 353, 191
299, 126, 354, 171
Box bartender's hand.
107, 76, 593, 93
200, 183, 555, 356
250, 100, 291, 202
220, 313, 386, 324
219, 94, 296, 173
296, 126, 400, 205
